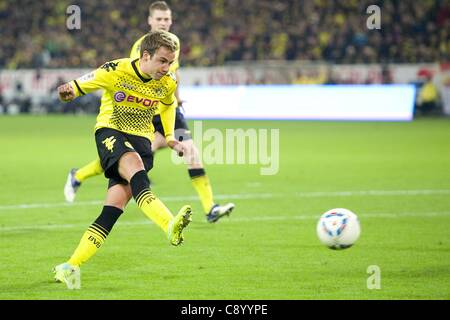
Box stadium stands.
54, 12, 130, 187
0, 0, 448, 69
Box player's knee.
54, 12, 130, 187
182, 140, 202, 165
152, 141, 164, 151
122, 151, 144, 166
105, 199, 127, 211
151, 134, 167, 151
105, 185, 132, 210
180, 140, 194, 154
118, 152, 145, 181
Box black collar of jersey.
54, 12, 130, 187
131, 59, 152, 83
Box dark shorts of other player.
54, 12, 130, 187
95, 127, 153, 188
153, 107, 192, 142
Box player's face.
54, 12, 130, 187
148, 9, 172, 32
140, 47, 175, 80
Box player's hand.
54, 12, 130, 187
57, 83, 75, 102
167, 140, 185, 157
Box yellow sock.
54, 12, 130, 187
136, 190, 174, 233
68, 223, 107, 267
74, 158, 103, 183
191, 175, 214, 214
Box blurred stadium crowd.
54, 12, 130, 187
0, 0, 448, 69
0, 0, 447, 116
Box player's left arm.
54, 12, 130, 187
160, 86, 184, 156
174, 70, 183, 107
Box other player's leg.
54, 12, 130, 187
64, 158, 104, 202
181, 136, 235, 223
154, 110, 235, 223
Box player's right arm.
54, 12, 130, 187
57, 62, 116, 102
58, 83, 76, 102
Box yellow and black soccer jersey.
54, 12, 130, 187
130, 32, 180, 72
69, 58, 177, 142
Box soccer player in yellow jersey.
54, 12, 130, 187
64, 1, 234, 223
53, 31, 192, 289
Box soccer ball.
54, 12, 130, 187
316, 208, 361, 250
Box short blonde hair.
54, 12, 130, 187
140, 30, 178, 57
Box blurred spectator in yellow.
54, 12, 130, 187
416, 73, 441, 116
292, 68, 327, 84
415, 71, 442, 116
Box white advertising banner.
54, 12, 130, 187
0, 63, 445, 116
180, 85, 416, 121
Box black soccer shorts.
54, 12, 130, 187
95, 127, 154, 188
152, 107, 192, 142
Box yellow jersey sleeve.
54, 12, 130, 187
70, 61, 119, 97
67, 57, 178, 141
130, 35, 146, 60
160, 102, 176, 143
159, 82, 177, 142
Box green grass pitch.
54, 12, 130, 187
0, 115, 449, 299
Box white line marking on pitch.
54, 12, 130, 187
0, 189, 449, 212
1, 211, 449, 232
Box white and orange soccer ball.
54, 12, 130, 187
316, 208, 361, 249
